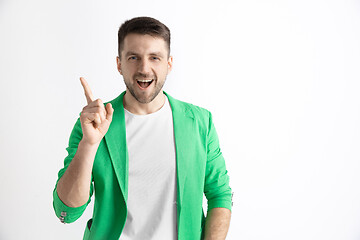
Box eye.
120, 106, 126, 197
151, 56, 160, 61
128, 56, 137, 60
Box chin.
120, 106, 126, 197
125, 79, 165, 104
132, 90, 159, 104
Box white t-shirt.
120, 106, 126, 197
120, 95, 178, 240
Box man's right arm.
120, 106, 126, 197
56, 140, 99, 207
53, 77, 114, 221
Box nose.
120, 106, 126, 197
138, 58, 152, 76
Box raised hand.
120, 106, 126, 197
79, 77, 114, 145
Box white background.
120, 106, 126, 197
1, 0, 360, 239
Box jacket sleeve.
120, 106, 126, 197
52, 117, 94, 223
204, 111, 233, 212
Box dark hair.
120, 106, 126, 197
118, 16, 171, 58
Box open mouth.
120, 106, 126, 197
137, 79, 154, 89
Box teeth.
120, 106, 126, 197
137, 79, 153, 82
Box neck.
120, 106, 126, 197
123, 91, 166, 115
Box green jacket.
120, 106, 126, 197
53, 91, 232, 240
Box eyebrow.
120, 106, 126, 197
124, 51, 165, 58
124, 51, 138, 57
149, 52, 165, 57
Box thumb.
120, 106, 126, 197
105, 103, 114, 121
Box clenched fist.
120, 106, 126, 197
79, 77, 114, 145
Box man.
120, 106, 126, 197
53, 16, 232, 240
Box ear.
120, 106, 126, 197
167, 56, 173, 73
116, 56, 122, 75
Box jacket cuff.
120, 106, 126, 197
207, 192, 233, 212
52, 188, 88, 223
208, 199, 232, 212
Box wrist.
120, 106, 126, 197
79, 138, 101, 149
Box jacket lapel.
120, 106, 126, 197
165, 92, 195, 214
104, 91, 128, 201
103, 90, 194, 212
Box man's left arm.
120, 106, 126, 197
204, 207, 231, 240
203, 111, 233, 240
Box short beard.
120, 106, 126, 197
125, 78, 166, 104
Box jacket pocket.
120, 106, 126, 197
200, 213, 206, 240
83, 218, 92, 240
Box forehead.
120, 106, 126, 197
123, 33, 168, 55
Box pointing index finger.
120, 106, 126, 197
80, 77, 94, 104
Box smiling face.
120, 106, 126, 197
117, 33, 173, 104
